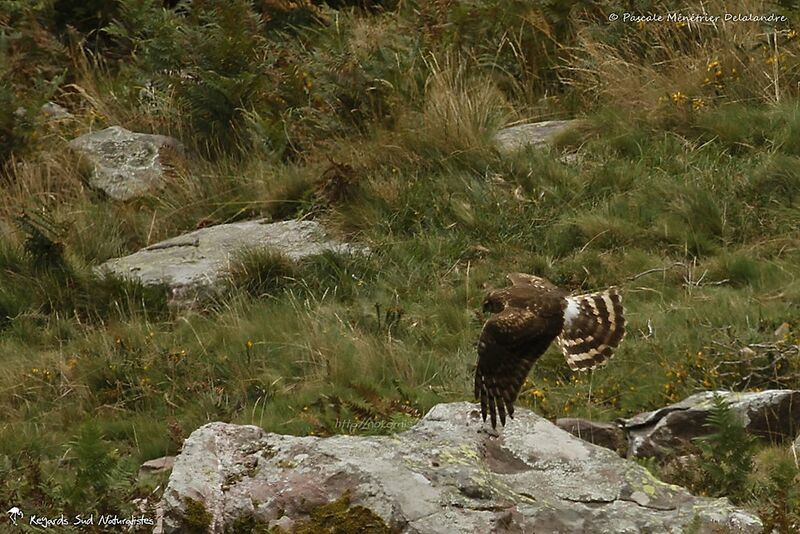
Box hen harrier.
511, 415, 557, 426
474, 273, 625, 428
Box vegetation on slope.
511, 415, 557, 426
1, 0, 799, 530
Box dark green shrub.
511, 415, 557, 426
108, 0, 282, 157
693, 395, 757, 502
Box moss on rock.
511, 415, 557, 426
183, 497, 213, 533
292, 491, 391, 534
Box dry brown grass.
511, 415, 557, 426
1, 146, 87, 218
398, 56, 514, 157
561, 0, 800, 114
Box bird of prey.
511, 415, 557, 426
474, 273, 625, 428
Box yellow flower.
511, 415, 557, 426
707, 60, 720, 71
246, 340, 254, 350
671, 91, 687, 104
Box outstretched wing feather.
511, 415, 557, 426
475, 307, 551, 428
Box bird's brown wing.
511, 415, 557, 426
474, 306, 556, 428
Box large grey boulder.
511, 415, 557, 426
97, 219, 362, 305
158, 403, 762, 533
494, 120, 580, 154
69, 126, 184, 200
623, 390, 800, 460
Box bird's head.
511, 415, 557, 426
482, 291, 505, 314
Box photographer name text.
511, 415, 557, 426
610, 12, 788, 23
27, 514, 155, 529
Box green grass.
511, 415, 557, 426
1, 0, 800, 530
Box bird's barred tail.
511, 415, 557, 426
558, 288, 625, 371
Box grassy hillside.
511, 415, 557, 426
1, 0, 799, 529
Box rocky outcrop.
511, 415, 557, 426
494, 120, 580, 154
158, 403, 762, 533
97, 219, 362, 306
556, 417, 627, 456
69, 126, 184, 200
622, 390, 800, 460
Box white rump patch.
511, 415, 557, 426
564, 297, 580, 327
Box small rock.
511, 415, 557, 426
40, 102, 73, 120
774, 322, 791, 339
139, 455, 176, 476
69, 126, 185, 200
739, 346, 756, 357
494, 120, 580, 154
556, 417, 627, 456
622, 390, 800, 460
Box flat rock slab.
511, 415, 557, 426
158, 403, 762, 533
623, 390, 800, 460
98, 219, 361, 305
494, 120, 580, 153
69, 126, 184, 200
